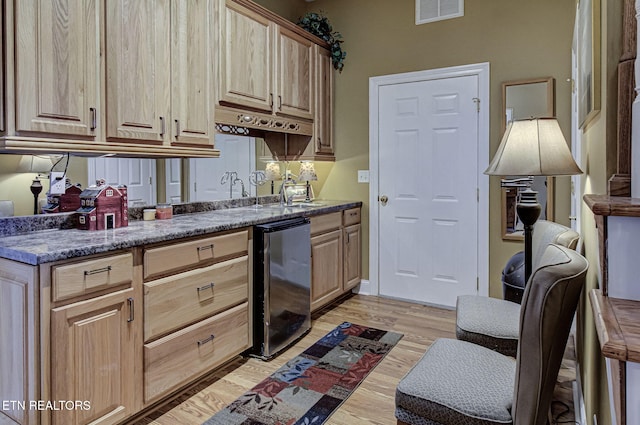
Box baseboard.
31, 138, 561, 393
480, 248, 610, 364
574, 362, 587, 425
353, 279, 371, 295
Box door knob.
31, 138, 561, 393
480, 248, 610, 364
379, 195, 389, 206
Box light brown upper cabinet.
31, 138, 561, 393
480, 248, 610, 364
312, 45, 335, 158
106, 0, 216, 147
14, 0, 101, 138
219, 0, 313, 121
1, 0, 219, 157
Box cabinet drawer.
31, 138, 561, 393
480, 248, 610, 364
143, 230, 248, 280
144, 256, 249, 341
52, 252, 133, 301
144, 302, 250, 402
310, 212, 341, 235
343, 208, 361, 226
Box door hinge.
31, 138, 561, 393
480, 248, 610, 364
477, 188, 479, 202
149, 176, 152, 185
194, 182, 197, 192
472, 97, 480, 112
477, 277, 479, 291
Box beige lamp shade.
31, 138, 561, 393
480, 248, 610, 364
298, 161, 318, 181
264, 161, 282, 181
17, 155, 54, 174
484, 118, 582, 176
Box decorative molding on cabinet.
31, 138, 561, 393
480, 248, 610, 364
215, 106, 313, 136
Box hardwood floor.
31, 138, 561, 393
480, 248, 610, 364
131, 294, 575, 425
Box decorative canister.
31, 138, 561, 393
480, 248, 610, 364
156, 203, 173, 220
143, 209, 156, 221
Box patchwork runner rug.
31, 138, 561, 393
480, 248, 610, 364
203, 322, 403, 425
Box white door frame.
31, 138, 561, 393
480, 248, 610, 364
368, 62, 490, 298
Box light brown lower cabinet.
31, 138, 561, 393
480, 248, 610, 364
310, 207, 362, 312
50, 288, 137, 425
0, 208, 363, 424
0, 228, 251, 425
344, 223, 362, 291
310, 228, 344, 311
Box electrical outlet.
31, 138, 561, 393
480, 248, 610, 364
358, 170, 370, 183
49, 172, 66, 194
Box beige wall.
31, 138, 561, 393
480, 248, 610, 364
253, 0, 306, 22
576, 0, 622, 423
294, 0, 575, 290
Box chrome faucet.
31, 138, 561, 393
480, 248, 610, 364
221, 171, 238, 199
234, 177, 249, 197
279, 173, 297, 206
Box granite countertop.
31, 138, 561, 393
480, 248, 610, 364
0, 200, 362, 265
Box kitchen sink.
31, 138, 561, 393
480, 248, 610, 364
262, 202, 326, 210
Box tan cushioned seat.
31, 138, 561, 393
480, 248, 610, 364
396, 244, 588, 425
455, 220, 579, 356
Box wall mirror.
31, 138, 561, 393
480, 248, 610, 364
501, 77, 555, 241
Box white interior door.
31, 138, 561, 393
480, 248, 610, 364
165, 159, 182, 203
376, 71, 484, 307
189, 134, 256, 201
88, 158, 156, 207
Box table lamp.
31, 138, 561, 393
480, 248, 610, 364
264, 161, 282, 195
17, 155, 54, 215
298, 161, 317, 202
484, 118, 582, 282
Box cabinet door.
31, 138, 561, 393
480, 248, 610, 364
171, 0, 215, 145
310, 229, 343, 311
219, 1, 272, 112
344, 224, 362, 291
314, 46, 335, 156
106, 0, 170, 143
275, 25, 314, 120
50, 288, 137, 425
15, 0, 100, 137
0, 259, 38, 425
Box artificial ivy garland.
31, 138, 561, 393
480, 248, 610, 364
297, 12, 346, 72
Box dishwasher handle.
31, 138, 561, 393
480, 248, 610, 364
255, 217, 310, 233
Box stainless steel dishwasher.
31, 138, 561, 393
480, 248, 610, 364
252, 217, 311, 360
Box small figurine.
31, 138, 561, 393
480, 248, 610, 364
76, 179, 128, 230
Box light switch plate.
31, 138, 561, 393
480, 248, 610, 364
358, 170, 370, 183
49, 172, 66, 194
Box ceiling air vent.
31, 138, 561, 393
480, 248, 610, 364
416, 0, 464, 25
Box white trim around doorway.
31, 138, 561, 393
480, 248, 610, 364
367, 62, 490, 299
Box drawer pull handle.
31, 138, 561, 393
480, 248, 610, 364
350, 212, 358, 216
197, 244, 214, 252
90, 107, 97, 131
197, 334, 215, 346
84, 266, 112, 276
197, 282, 215, 293
127, 297, 134, 323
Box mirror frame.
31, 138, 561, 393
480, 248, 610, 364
500, 77, 556, 241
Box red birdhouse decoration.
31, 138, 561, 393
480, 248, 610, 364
76, 179, 128, 231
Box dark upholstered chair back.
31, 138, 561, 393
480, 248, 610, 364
512, 244, 588, 425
